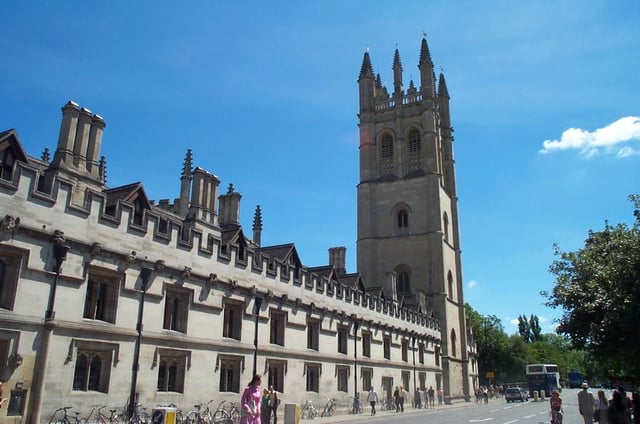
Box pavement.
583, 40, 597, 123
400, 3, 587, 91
292, 399, 482, 424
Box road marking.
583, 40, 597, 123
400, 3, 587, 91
504, 420, 519, 424
490, 409, 500, 412
523, 414, 536, 419
469, 419, 494, 422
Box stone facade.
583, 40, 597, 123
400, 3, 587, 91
0, 38, 476, 423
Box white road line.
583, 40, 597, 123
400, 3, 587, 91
523, 414, 536, 419
504, 420, 519, 424
490, 409, 500, 412
469, 419, 494, 422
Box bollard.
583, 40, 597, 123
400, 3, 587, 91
540, 390, 546, 401
284, 403, 301, 424
533, 391, 538, 401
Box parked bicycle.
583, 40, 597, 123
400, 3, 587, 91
212, 400, 240, 424
321, 398, 336, 417
184, 399, 214, 423
125, 402, 150, 423
300, 400, 317, 420
48, 406, 81, 424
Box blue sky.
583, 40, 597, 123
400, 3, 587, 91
2, 1, 639, 334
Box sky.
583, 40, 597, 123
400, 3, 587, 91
2, 1, 639, 334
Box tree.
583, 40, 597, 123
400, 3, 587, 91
543, 195, 640, 382
465, 303, 511, 384
517, 315, 531, 342
517, 314, 542, 343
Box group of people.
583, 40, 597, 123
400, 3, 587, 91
414, 386, 442, 409
550, 382, 639, 424
240, 374, 279, 424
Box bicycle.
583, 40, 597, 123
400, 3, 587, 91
550, 408, 563, 424
321, 398, 336, 417
300, 400, 317, 420
126, 402, 150, 424
82, 404, 121, 423
351, 395, 363, 414
48, 406, 81, 424
225, 402, 240, 424
212, 400, 235, 424
184, 399, 214, 423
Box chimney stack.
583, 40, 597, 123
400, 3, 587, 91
329, 246, 347, 276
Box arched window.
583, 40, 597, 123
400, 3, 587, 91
380, 133, 394, 176
443, 212, 450, 243
447, 271, 454, 301
397, 209, 408, 229
397, 270, 410, 295
450, 329, 457, 358
407, 129, 421, 172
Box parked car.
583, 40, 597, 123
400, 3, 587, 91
505, 387, 529, 402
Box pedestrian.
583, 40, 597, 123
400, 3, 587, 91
578, 382, 596, 424
414, 387, 421, 408
268, 385, 279, 424
366, 386, 378, 416
428, 386, 435, 409
607, 389, 630, 424
399, 387, 405, 412
437, 387, 444, 406
393, 386, 400, 412
240, 374, 262, 424
260, 388, 270, 424
549, 390, 563, 424
596, 389, 609, 424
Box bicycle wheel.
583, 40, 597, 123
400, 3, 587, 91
229, 408, 239, 424
211, 410, 229, 424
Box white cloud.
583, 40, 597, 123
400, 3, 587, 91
538, 116, 640, 158
467, 279, 479, 289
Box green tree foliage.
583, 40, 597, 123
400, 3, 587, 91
517, 314, 542, 343
543, 195, 640, 382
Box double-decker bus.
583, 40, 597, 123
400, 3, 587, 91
567, 370, 584, 388
526, 364, 561, 397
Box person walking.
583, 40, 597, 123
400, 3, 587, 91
393, 387, 400, 412
398, 387, 406, 412
549, 389, 563, 424
366, 386, 378, 416
240, 374, 263, 424
428, 386, 435, 409
437, 387, 444, 406
268, 385, 279, 424
578, 382, 596, 424
596, 389, 609, 424
260, 388, 270, 424
607, 389, 631, 424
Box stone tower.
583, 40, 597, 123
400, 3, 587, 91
356, 37, 471, 401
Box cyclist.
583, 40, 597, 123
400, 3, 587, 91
550, 389, 563, 424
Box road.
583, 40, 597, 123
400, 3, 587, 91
310, 388, 605, 424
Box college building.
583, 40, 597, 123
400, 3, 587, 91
0, 37, 478, 422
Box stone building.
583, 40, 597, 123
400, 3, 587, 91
0, 37, 477, 423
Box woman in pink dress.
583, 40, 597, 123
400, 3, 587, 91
240, 374, 263, 424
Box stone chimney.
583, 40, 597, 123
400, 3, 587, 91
329, 246, 347, 276
218, 183, 241, 227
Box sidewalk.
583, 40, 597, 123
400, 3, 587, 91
298, 400, 478, 424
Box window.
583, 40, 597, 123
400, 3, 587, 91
223, 301, 243, 340
361, 368, 372, 392
0, 339, 10, 379
361, 331, 371, 358
383, 335, 391, 360
83, 271, 119, 323
73, 348, 112, 393
337, 325, 348, 354
407, 129, 422, 172
157, 352, 187, 393
397, 209, 408, 229
380, 133, 394, 175
443, 212, 449, 243
447, 271, 454, 301
397, 270, 410, 295
163, 288, 189, 333
435, 346, 441, 366
450, 330, 457, 358
219, 356, 242, 393
305, 363, 321, 392
418, 342, 425, 364
401, 339, 408, 362
0, 147, 15, 181
307, 319, 319, 351
6, 389, 27, 416
267, 360, 285, 393
419, 372, 426, 390
270, 310, 286, 346
336, 366, 349, 392
132, 197, 145, 227
401, 371, 410, 391
0, 249, 22, 310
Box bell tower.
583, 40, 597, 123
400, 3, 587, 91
356, 37, 471, 402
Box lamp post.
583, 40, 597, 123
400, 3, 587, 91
252, 296, 264, 377
353, 321, 360, 395
128, 266, 153, 419
44, 243, 70, 321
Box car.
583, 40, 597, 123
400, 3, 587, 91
505, 387, 529, 403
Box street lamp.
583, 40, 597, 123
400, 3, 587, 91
128, 266, 153, 419
353, 320, 360, 406
252, 296, 264, 377
45, 243, 70, 321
